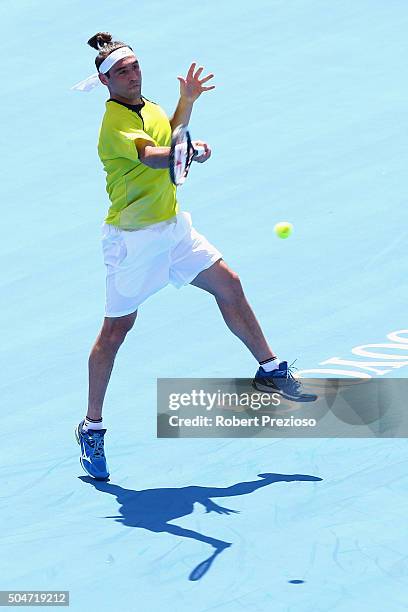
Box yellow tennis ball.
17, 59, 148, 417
274, 221, 293, 239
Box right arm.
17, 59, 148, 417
135, 139, 170, 169
135, 138, 211, 169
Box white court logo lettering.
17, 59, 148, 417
296, 330, 408, 378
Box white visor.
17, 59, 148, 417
99, 47, 135, 74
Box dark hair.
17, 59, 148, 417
87, 32, 132, 72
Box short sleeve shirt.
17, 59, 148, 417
98, 98, 178, 230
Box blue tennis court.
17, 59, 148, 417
2, 1, 408, 610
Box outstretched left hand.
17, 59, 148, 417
178, 62, 215, 103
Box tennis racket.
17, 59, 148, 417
169, 124, 205, 186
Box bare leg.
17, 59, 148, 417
87, 310, 138, 420
191, 259, 276, 363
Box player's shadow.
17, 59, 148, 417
79, 472, 322, 580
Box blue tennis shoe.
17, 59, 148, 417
253, 361, 317, 402
75, 420, 110, 480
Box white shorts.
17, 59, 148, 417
102, 211, 222, 317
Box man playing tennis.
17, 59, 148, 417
74, 32, 316, 481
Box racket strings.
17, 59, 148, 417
169, 125, 195, 186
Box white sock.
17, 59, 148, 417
259, 357, 280, 372
83, 417, 104, 432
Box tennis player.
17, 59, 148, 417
74, 32, 316, 480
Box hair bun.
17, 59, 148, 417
87, 32, 113, 50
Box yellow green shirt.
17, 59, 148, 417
98, 98, 178, 230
